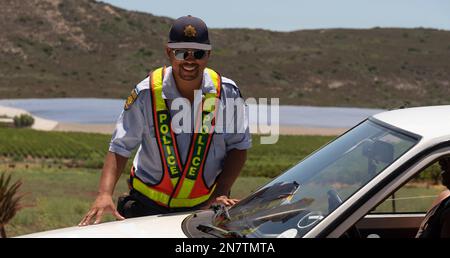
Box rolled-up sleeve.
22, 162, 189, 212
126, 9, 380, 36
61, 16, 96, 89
109, 90, 147, 158
225, 130, 252, 151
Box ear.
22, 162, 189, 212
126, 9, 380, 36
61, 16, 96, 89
165, 46, 171, 59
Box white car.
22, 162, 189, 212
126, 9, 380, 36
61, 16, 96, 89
19, 105, 450, 238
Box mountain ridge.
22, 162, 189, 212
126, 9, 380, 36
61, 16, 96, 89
1, 0, 450, 109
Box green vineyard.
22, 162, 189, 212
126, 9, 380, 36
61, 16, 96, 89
0, 127, 337, 177
0, 127, 110, 164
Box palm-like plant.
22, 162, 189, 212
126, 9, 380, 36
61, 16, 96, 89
0, 172, 24, 238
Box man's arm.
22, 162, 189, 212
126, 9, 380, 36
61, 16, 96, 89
202, 81, 251, 208
204, 149, 247, 207
79, 152, 128, 226
79, 82, 149, 225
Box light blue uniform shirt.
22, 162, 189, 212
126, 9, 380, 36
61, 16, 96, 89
109, 67, 252, 188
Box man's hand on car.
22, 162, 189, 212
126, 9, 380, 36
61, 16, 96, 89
79, 193, 125, 226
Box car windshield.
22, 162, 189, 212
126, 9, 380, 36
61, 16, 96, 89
213, 119, 418, 238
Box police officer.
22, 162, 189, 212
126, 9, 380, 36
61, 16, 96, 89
79, 15, 251, 225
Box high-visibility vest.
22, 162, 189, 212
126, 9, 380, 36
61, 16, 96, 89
131, 66, 222, 208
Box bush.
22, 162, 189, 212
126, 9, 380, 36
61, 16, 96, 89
0, 173, 24, 238
13, 114, 34, 128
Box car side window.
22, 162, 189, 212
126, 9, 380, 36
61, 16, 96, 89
371, 161, 446, 214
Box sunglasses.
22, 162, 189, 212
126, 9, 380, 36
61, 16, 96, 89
172, 49, 207, 61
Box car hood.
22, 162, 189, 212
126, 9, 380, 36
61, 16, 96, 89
16, 212, 191, 238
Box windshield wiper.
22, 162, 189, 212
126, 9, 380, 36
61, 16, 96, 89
196, 224, 245, 238
211, 204, 231, 221
197, 204, 245, 238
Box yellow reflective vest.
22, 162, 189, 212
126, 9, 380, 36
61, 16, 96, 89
131, 66, 222, 208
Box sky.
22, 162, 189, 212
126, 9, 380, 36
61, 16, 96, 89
98, 0, 450, 32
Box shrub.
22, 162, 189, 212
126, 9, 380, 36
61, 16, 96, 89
13, 114, 35, 128
0, 173, 24, 238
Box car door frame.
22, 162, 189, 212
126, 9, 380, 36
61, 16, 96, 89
304, 139, 450, 238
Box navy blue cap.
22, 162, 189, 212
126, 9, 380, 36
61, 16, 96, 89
167, 15, 211, 50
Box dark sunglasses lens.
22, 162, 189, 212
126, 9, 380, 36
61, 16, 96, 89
174, 50, 186, 60
173, 49, 206, 60
193, 50, 206, 59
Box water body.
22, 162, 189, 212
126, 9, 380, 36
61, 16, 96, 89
0, 98, 385, 128
0, 98, 122, 124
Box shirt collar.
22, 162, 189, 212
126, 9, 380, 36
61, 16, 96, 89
161, 66, 217, 100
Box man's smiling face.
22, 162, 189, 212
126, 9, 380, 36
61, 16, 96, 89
166, 47, 210, 82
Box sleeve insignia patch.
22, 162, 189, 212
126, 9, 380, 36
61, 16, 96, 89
124, 88, 139, 110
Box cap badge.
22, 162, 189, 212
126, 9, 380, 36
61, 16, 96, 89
184, 25, 197, 38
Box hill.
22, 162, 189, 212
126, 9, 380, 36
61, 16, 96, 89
1, 0, 450, 108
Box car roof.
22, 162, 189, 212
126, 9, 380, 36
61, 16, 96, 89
372, 105, 450, 141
